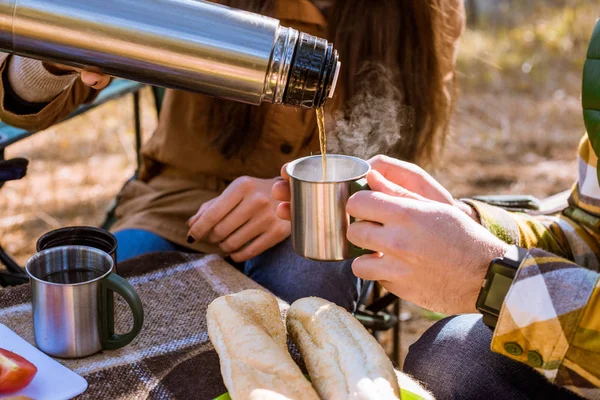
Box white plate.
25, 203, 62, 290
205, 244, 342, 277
0, 324, 88, 400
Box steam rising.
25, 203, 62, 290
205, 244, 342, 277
328, 63, 414, 159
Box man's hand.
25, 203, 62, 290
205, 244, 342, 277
188, 176, 290, 262
367, 155, 480, 223
346, 176, 509, 314
272, 154, 503, 312
42, 62, 110, 90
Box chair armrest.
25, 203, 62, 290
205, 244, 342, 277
468, 194, 542, 211
0, 79, 145, 150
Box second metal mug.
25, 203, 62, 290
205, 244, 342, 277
286, 154, 372, 261
36, 226, 119, 339
26, 246, 144, 359
36, 226, 118, 271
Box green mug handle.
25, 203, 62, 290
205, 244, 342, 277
100, 273, 144, 350
349, 177, 375, 258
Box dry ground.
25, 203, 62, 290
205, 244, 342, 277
0, 1, 596, 365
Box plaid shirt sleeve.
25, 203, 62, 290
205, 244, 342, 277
466, 135, 600, 398
492, 248, 600, 397
463, 136, 600, 264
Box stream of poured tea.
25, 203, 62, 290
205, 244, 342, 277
316, 106, 327, 181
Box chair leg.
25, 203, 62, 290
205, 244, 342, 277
355, 282, 402, 363
102, 91, 142, 232
371, 283, 380, 340
0, 147, 5, 190
0, 244, 28, 286
393, 299, 402, 367
133, 91, 142, 171
0, 243, 25, 274
0, 270, 28, 286
366, 292, 398, 313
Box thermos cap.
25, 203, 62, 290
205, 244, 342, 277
283, 32, 340, 108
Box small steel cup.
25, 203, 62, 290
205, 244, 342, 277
286, 154, 372, 261
36, 227, 120, 340
26, 246, 144, 359
36, 226, 118, 271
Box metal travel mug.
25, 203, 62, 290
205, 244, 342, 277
286, 155, 373, 261
26, 246, 144, 359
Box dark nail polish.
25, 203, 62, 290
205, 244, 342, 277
187, 236, 195, 244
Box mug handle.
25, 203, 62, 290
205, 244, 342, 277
100, 274, 144, 350
349, 177, 375, 258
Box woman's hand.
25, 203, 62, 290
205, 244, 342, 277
187, 176, 290, 262
272, 164, 292, 220
42, 62, 110, 90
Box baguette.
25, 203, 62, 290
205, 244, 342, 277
286, 297, 400, 400
207, 289, 320, 400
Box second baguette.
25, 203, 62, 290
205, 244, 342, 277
287, 297, 400, 400
207, 289, 319, 400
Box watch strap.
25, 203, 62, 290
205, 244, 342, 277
477, 245, 528, 329
500, 245, 529, 268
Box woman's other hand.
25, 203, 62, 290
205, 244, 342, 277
42, 62, 110, 90
187, 176, 290, 262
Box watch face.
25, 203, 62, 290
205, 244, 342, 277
483, 273, 513, 311
476, 261, 517, 317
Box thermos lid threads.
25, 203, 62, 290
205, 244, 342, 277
283, 33, 339, 108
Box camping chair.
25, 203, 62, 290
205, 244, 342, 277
0, 80, 158, 287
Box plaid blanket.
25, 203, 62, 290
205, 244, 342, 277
0, 252, 302, 399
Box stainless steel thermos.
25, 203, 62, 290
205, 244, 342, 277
0, 0, 340, 108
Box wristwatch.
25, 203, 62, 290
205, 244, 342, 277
476, 245, 529, 329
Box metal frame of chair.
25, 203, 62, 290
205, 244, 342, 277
355, 281, 402, 365
0, 80, 147, 287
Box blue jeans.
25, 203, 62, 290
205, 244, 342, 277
244, 237, 360, 312
114, 229, 360, 311
403, 314, 584, 400
114, 229, 186, 262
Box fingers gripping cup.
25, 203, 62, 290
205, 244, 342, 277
286, 155, 373, 261
26, 246, 144, 358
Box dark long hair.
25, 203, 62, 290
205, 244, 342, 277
206, 0, 457, 165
